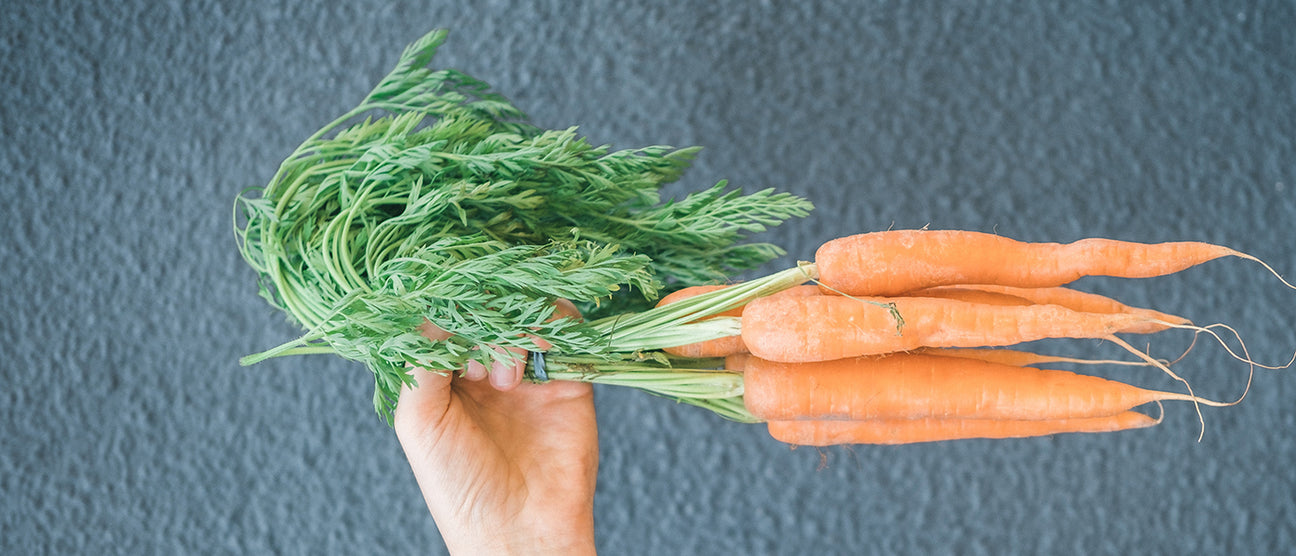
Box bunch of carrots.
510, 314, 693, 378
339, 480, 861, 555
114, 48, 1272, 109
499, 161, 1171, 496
235, 31, 1292, 448
655, 229, 1293, 446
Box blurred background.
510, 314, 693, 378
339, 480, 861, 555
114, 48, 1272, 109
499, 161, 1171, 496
4, 1, 1294, 553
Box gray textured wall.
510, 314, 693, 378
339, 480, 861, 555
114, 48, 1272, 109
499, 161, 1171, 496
5, 1, 1296, 554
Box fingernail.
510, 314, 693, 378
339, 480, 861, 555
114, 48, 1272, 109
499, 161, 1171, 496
464, 360, 488, 381
489, 363, 520, 390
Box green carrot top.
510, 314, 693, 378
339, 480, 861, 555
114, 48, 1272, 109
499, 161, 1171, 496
233, 29, 812, 423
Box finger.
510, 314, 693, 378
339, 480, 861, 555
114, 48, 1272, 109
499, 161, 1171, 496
418, 319, 453, 342
523, 298, 577, 352
553, 298, 582, 320
462, 358, 489, 381
487, 347, 526, 391
528, 334, 553, 352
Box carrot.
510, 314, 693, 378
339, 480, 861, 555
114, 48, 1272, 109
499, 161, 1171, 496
664, 334, 746, 359
901, 286, 1033, 307
917, 347, 1162, 368
891, 290, 1269, 434
658, 285, 820, 358
724, 352, 752, 373
741, 294, 1156, 363
741, 353, 1226, 422
770, 285, 823, 298
656, 285, 746, 357
766, 411, 1159, 446
656, 285, 743, 317
908, 285, 1191, 334
815, 230, 1261, 297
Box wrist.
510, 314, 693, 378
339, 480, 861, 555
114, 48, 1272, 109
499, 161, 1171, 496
440, 525, 596, 556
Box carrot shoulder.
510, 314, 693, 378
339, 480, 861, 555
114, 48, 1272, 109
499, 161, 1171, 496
742, 353, 1201, 421
766, 412, 1158, 446
816, 230, 1240, 296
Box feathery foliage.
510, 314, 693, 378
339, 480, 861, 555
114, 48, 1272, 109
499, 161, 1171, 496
234, 29, 812, 423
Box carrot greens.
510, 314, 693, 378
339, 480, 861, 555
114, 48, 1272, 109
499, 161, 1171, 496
234, 30, 812, 423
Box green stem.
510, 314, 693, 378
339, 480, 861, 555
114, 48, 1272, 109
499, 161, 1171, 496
498, 264, 820, 423
530, 353, 757, 421
267, 106, 370, 197
592, 262, 818, 351
604, 318, 742, 353
239, 332, 331, 366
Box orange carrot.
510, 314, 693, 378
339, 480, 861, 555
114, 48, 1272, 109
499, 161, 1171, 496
724, 352, 752, 372
657, 285, 820, 358
901, 286, 1033, 307
742, 353, 1221, 421
770, 285, 823, 298
916, 347, 1159, 368
766, 411, 1159, 446
656, 285, 743, 317
909, 285, 1191, 334
657, 284, 822, 313
816, 230, 1248, 297
656, 285, 746, 357
741, 294, 1154, 363
664, 334, 746, 358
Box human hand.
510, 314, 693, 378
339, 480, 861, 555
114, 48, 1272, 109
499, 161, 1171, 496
393, 301, 598, 556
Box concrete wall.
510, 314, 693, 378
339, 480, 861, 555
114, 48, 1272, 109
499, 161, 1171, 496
5, 1, 1295, 553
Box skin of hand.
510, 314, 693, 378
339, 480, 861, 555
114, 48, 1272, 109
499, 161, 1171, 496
393, 301, 599, 555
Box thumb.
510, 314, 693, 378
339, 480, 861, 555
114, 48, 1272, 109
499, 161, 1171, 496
396, 320, 457, 438
393, 366, 454, 441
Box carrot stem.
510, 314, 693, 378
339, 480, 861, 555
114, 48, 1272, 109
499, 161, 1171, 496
540, 360, 757, 422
